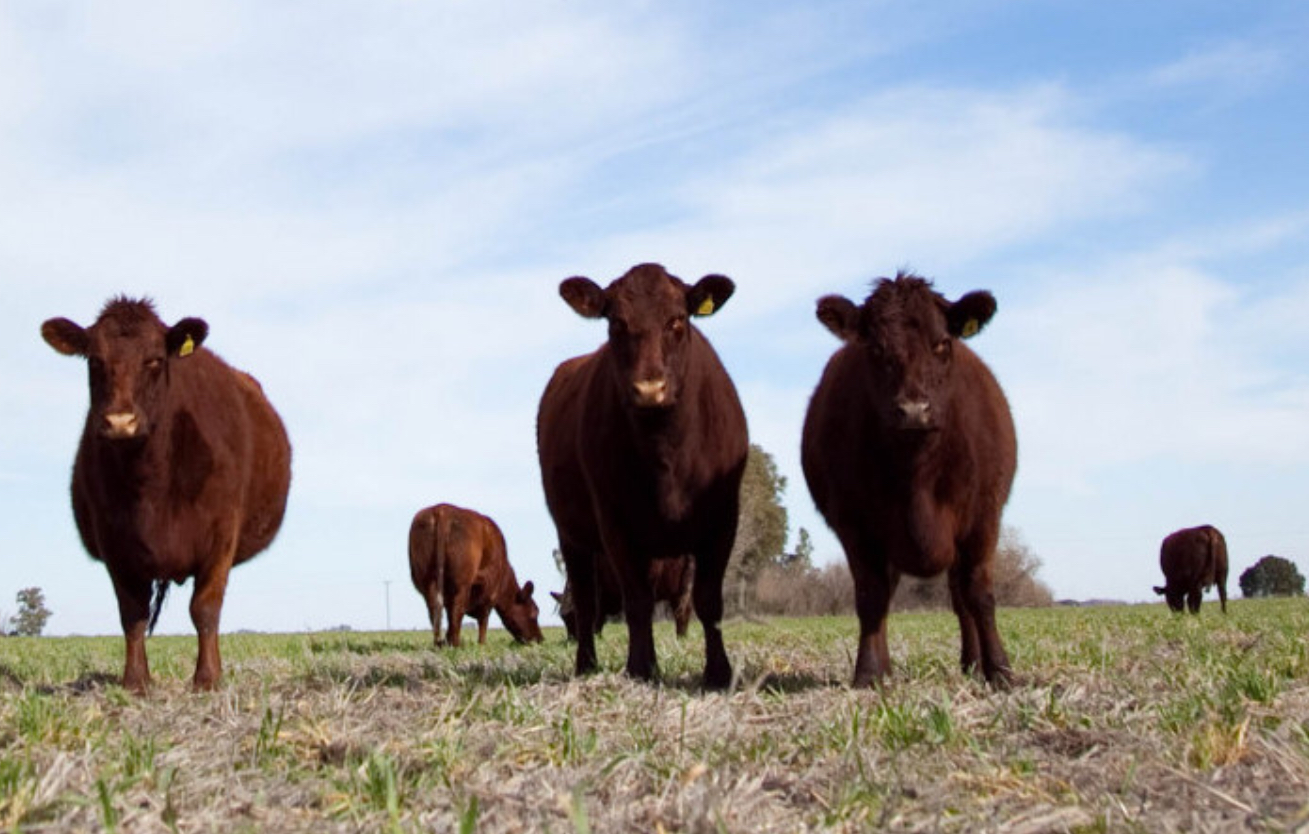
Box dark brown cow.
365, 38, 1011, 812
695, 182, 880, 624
1153, 525, 1228, 614
537, 263, 748, 689
408, 503, 544, 647
551, 555, 695, 640
801, 273, 1017, 687
42, 297, 291, 692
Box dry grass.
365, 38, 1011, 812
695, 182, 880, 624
1, 599, 1307, 832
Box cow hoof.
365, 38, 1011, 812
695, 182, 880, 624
703, 665, 732, 692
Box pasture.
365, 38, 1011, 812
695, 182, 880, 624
1, 600, 1306, 833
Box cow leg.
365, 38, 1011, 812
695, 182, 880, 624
446, 588, 468, 648
693, 540, 733, 690
425, 581, 445, 647
948, 565, 982, 675
111, 572, 154, 694
622, 574, 658, 682
477, 610, 489, 645
847, 552, 898, 688
190, 561, 232, 691
1187, 589, 1202, 614
561, 543, 599, 676
1218, 580, 1228, 614
956, 558, 1011, 686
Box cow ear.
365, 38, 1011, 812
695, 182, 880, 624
41, 318, 89, 356
560, 277, 607, 319
166, 318, 209, 358
1152, 586, 1166, 595
521, 580, 535, 599
550, 591, 564, 602
946, 291, 997, 339
687, 274, 735, 317
815, 295, 861, 341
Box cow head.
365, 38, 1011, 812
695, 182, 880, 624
500, 581, 545, 644
551, 588, 578, 641
1153, 584, 1185, 613
42, 298, 208, 441
816, 274, 995, 432
560, 263, 734, 409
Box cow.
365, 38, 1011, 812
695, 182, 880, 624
537, 263, 748, 689
1154, 525, 1228, 614
408, 503, 544, 647
41, 297, 291, 693
801, 273, 1017, 688
551, 555, 695, 641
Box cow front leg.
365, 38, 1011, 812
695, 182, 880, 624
846, 544, 898, 688
949, 564, 982, 675
190, 562, 232, 691
111, 572, 154, 694
620, 560, 658, 682
957, 558, 1011, 686
692, 547, 732, 690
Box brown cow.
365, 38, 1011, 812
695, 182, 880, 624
1153, 525, 1228, 614
551, 555, 695, 640
408, 503, 544, 647
801, 273, 1017, 687
42, 297, 291, 692
537, 263, 748, 689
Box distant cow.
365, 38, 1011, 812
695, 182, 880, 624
551, 555, 695, 640
42, 297, 291, 692
1154, 525, 1228, 614
537, 263, 748, 689
408, 503, 544, 647
801, 273, 1017, 687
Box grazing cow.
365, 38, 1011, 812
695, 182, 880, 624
408, 503, 544, 647
1154, 525, 1229, 614
551, 555, 695, 640
537, 263, 748, 689
801, 273, 1017, 687
42, 297, 291, 692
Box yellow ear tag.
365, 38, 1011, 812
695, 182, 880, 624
696, 297, 715, 316
179, 335, 195, 357
960, 319, 979, 339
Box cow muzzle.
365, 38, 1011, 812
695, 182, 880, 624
631, 378, 670, 407
101, 411, 142, 439
894, 398, 934, 430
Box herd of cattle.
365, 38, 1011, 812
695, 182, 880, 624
41, 263, 1229, 693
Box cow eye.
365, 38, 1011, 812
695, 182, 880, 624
933, 338, 951, 359
145, 357, 164, 372
666, 318, 686, 339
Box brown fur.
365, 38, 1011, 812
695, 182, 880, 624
408, 503, 544, 646
801, 274, 1017, 687
551, 555, 695, 640
42, 297, 291, 692
537, 263, 748, 689
1153, 525, 1229, 614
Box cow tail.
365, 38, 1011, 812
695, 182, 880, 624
148, 580, 169, 635
410, 511, 443, 621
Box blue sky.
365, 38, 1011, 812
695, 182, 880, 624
2, 2, 1307, 635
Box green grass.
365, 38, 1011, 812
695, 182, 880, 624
0, 599, 1306, 832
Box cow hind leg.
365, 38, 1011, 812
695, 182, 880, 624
111, 572, 155, 694
425, 582, 446, 647
446, 588, 469, 648
1187, 589, 1202, 614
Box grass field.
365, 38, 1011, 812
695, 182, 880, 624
1, 599, 1307, 833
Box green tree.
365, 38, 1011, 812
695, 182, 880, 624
13, 587, 52, 636
726, 444, 789, 614
1238, 556, 1306, 598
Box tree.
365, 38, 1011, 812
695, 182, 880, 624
725, 444, 789, 614
13, 587, 52, 636
1238, 556, 1306, 598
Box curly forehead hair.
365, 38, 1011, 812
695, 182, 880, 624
863, 272, 946, 321
96, 296, 162, 332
